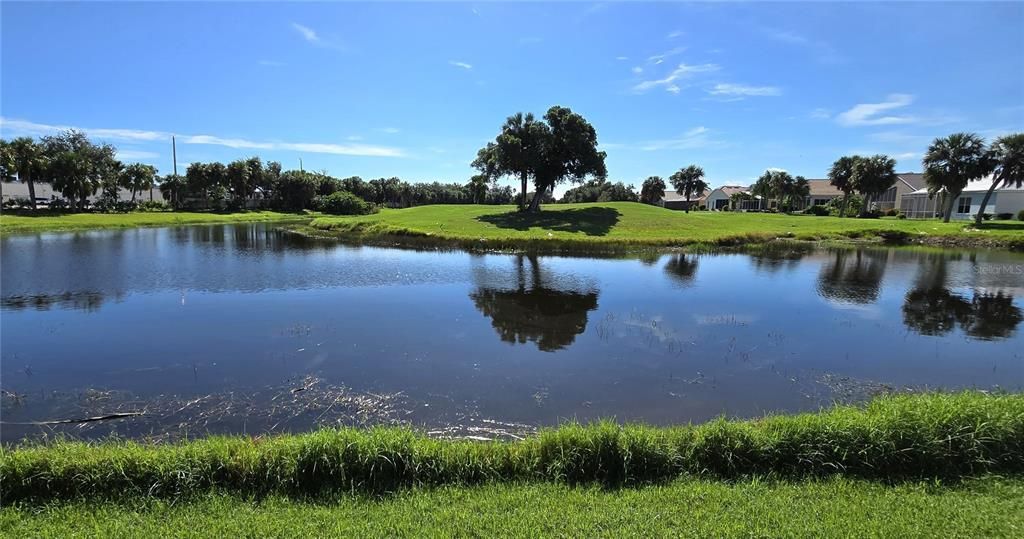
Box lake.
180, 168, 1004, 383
2, 223, 1022, 442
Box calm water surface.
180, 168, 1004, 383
2, 224, 1022, 441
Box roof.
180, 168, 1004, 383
907, 175, 1024, 196
805, 180, 843, 197
662, 187, 711, 202
897, 173, 925, 191
706, 185, 750, 198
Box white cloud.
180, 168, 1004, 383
708, 83, 781, 97
615, 56, 629, 61
0, 117, 405, 158
761, 26, 843, 64
115, 149, 160, 161
667, 30, 683, 39
647, 46, 686, 64
376, 127, 401, 134
449, 60, 473, 70
291, 23, 319, 43
810, 108, 831, 120
346, 135, 363, 141
894, 152, 919, 160
632, 66, 643, 74
836, 94, 917, 126
640, 126, 719, 151
0, 117, 166, 141
633, 63, 719, 94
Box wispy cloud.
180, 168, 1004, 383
632, 66, 643, 74
761, 26, 843, 64
836, 94, 917, 127
615, 56, 629, 61
376, 127, 401, 134
708, 83, 781, 97
448, 60, 473, 70
667, 30, 683, 39
810, 108, 831, 120
115, 149, 160, 161
647, 46, 686, 65
291, 23, 320, 43
640, 127, 721, 151
0, 117, 405, 158
632, 63, 719, 94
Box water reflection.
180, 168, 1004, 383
901, 254, 1023, 340
0, 291, 118, 312
816, 249, 888, 304
748, 243, 814, 274
663, 254, 700, 287
469, 254, 599, 351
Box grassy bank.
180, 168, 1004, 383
304, 202, 1024, 252
3, 392, 1021, 503
0, 210, 312, 235
4, 477, 1022, 537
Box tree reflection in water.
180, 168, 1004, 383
469, 254, 599, 351
816, 249, 888, 304
902, 254, 1023, 340
663, 254, 699, 287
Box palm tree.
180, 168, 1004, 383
159, 174, 186, 209
499, 112, 543, 211
922, 133, 994, 223
852, 155, 898, 217
120, 163, 157, 202
787, 176, 810, 211
7, 137, 46, 210
828, 156, 861, 218
975, 133, 1024, 225
467, 174, 489, 204
669, 165, 708, 213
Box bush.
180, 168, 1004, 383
996, 213, 1013, 221
48, 199, 70, 211
314, 191, 378, 215
884, 208, 900, 217
975, 213, 993, 221
804, 205, 829, 216
698, 205, 707, 211
1019, 210, 1024, 221
137, 200, 170, 212
93, 198, 138, 213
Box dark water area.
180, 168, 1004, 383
2, 224, 1022, 442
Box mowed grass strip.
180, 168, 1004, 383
3, 392, 1022, 503
0, 211, 312, 234
3, 477, 1022, 537
307, 202, 1024, 249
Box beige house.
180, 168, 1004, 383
659, 187, 711, 210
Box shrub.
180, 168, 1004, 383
314, 190, 378, 215
698, 205, 706, 211
94, 198, 138, 213
996, 213, 1013, 220
804, 205, 829, 216
48, 199, 71, 211
884, 208, 900, 217
138, 200, 171, 212
1019, 210, 1024, 221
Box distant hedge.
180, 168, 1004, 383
2, 392, 1021, 502
313, 190, 378, 215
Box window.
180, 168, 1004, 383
957, 197, 972, 214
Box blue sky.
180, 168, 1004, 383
2, 2, 1022, 195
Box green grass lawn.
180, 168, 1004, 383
0, 210, 312, 235
3, 477, 1021, 537
307, 202, 1024, 250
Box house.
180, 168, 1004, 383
1, 181, 165, 206
706, 185, 758, 210
659, 187, 711, 210
873, 173, 926, 211
900, 175, 1024, 219
798, 180, 843, 209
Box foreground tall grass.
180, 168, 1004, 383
2, 392, 1022, 502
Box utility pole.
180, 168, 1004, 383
299, 157, 303, 173
172, 136, 178, 176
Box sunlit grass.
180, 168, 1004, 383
0, 210, 313, 234
3, 477, 1023, 537
307, 202, 1024, 250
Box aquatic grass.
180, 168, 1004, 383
2, 392, 1022, 503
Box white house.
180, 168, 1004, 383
900, 176, 1024, 220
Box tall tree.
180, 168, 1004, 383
669, 165, 707, 213
226, 159, 252, 204
119, 163, 157, 202
851, 154, 898, 217
473, 113, 546, 211
467, 174, 489, 204
783, 175, 810, 210
640, 176, 666, 205
159, 174, 186, 209
527, 106, 607, 212
975, 133, 1024, 225
828, 155, 862, 218
6, 137, 47, 210
40, 130, 120, 211
923, 133, 994, 222
752, 169, 793, 210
